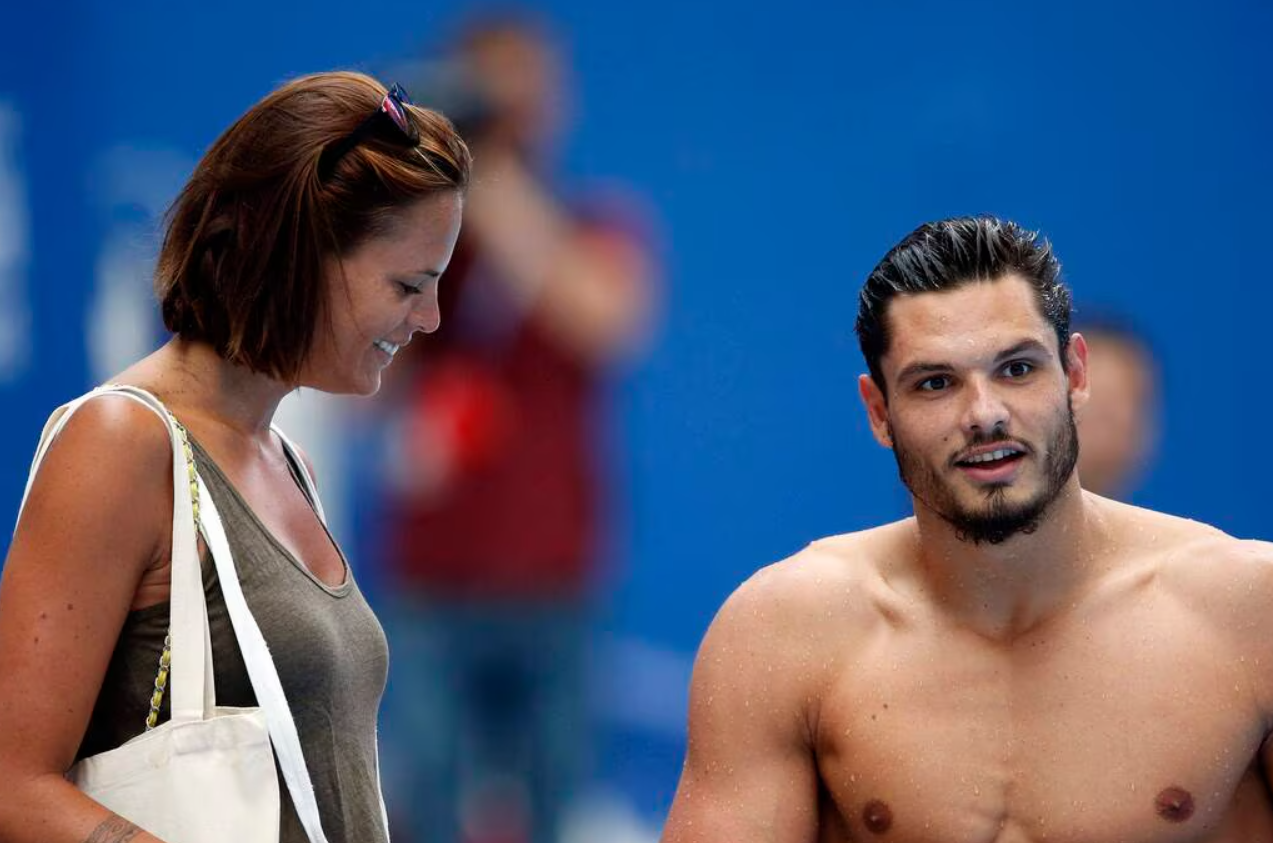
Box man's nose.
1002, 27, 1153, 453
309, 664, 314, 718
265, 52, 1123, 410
961, 376, 1009, 435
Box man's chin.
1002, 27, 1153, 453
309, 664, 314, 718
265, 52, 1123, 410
949, 490, 1053, 540
957, 474, 1045, 503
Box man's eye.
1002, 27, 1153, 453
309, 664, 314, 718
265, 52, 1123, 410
918, 375, 951, 392
398, 282, 422, 295
1003, 360, 1034, 378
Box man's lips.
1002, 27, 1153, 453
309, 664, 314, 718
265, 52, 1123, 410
952, 442, 1029, 481
953, 441, 1028, 467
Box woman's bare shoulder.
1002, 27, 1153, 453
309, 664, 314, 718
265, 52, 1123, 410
13, 391, 176, 566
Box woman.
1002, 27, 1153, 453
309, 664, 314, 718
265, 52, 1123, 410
0, 71, 469, 842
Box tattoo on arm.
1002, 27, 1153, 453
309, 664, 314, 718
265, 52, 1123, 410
84, 816, 143, 843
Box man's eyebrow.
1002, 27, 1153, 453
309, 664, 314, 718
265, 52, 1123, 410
993, 338, 1052, 362
895, 360, 952, 383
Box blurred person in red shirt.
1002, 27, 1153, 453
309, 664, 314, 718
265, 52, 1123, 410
373, 13, 657, 843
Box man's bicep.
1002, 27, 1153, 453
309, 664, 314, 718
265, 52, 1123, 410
662, 589, 821, 843
1236, 541, 1273, 800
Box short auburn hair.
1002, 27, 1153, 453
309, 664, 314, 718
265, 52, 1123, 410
155, 71, 471, 382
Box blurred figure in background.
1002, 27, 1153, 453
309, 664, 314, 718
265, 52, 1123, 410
1073, 315, 1160, 499
373, 12, 657, 843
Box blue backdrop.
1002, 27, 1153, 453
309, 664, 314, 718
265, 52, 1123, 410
2, 0, 1271, 824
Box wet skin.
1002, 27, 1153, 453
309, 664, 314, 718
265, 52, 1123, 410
662, 278, 1273, 843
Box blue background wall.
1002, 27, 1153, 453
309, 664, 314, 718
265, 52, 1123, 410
3, 0, 1271, 826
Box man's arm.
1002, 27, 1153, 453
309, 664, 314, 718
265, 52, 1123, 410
662, 569, 822, 843
1211, 539, 1273, 799
1249, 544, 1273, 799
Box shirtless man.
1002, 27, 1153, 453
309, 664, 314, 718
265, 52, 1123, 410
662, 216, 1273, 843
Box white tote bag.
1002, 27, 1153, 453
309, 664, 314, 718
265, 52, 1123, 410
18, 385, 330, 843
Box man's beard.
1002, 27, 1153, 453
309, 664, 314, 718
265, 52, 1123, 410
889, 399, 1079, 545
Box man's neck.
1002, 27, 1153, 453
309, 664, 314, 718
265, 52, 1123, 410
908, 483, 1111, 641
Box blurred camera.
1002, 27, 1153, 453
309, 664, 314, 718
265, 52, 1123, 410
408, 59, 498, 142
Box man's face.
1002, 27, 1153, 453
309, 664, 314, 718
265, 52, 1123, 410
859, 275, 1089, 544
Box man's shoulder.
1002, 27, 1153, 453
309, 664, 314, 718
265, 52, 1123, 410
1164, 528, 1273, 601
693, 521, 910, 706
1106, 496, 1272, 565
1138, 515, 1273, 711
714, 520, 911, 638
1098, 496, 1238, 560
1107, 498, 1273, 624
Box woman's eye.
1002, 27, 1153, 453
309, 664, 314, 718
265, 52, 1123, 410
398, 282, 421, 296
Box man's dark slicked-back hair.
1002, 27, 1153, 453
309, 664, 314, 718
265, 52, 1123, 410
855, 215, 1071, 395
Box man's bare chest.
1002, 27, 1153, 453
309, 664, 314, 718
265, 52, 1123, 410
812, 612, 1271, 843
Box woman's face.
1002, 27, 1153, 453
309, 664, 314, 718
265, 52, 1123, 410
302, 191, 463, 396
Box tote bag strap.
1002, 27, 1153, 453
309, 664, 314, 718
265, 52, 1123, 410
104, 389, 330, 842
15, 385, 214, 722
18, 386, 330, 843
197, 474, 330, 843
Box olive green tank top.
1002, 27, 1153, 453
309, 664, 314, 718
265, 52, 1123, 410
77, 436, 390, 843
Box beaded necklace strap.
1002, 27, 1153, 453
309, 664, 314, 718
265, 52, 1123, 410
144, 416, 201, 731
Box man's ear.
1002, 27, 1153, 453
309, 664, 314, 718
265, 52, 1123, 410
859, 374, 893, 448
1066, 332, 1091, 413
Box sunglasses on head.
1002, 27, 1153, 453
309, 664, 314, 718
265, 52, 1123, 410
318, 83, 420, 179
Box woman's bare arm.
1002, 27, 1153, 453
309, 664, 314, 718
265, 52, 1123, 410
0, 397, 174, 842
